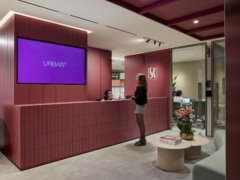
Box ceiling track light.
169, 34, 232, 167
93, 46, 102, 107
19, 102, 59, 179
143, 37, 170, 46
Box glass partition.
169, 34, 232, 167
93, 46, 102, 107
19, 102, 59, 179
213, 40, 226, 131
172, 44, 206, 134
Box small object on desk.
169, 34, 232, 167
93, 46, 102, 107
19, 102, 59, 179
160, 135, 182, 145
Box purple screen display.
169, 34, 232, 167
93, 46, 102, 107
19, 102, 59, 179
17, 38, 86, 84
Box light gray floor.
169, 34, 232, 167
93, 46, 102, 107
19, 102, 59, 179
0, 130, 216, 180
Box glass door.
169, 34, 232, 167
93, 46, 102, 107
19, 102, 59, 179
213, 40, 226, 131
171, 44, 206, 134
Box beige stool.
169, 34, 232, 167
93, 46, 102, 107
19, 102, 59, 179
151, 138, 191, 172
184, 135, 209, 160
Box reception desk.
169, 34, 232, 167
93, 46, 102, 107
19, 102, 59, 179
2, 97, 169, 170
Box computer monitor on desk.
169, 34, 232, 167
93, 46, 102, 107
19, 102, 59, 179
183, 98, 191, 104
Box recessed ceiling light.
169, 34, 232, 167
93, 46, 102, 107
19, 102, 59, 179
194, 20, 199, 24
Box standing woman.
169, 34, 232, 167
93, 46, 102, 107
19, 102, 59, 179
132, 74, 148, 146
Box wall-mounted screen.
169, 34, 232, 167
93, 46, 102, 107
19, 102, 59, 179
17, 37, 86, 85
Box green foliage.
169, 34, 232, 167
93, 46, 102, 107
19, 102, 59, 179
177, 122, 196, 134
172, 74, 179, 90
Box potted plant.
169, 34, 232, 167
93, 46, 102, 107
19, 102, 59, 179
172, 74, 179, 91
174, 108, 195, 140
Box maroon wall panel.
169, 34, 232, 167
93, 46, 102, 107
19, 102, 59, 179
55, 25, 68, 45
14, 14, 88, 104
124, 50, 171, 128
87, 48, 112, 101
68, 28, 78, 47
43, 22, 56, 43
0, 16, 21, 167
144, 50, 171, 98
14, 15, 30, 104
56, 85, 68, 102
77, 31, 88, 48
14, 85, 30, 104
225, 0, 240, 179
1, 15, 111, 171
77, 86, 88, 101
29, 85, 44, 104
29, 19, 44, 40
124, 54, 145, 97
67, 86, 78, 102
100, 50, 112, 96
15, 15, 29, 37
43, 85, 56, 103
87, 48, 101, 101
0, 16, 15, 105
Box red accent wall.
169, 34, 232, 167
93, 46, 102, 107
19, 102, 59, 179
225, 0, 240, 179
125, 50, 171, 98
125, 50, 171, 128
124, 54, 145, 97
100, 50, 112, 97
0, 16, 15, 106
0, 14, 112, 169
145, 50, 171, 98
14, 14, 88, 104
0, 16, 21, 168
87, 47, 112, 101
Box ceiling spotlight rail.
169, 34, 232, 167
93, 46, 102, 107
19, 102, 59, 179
143, 36, 170, 47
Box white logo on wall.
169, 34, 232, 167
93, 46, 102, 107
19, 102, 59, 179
148, 67, 158, 79
43, 61, 67, 68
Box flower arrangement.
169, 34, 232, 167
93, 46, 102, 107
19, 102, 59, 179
174, 108, 196, 136
174, 108, 194, 122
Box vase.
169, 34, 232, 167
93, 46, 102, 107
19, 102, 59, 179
180, 132, 194, 140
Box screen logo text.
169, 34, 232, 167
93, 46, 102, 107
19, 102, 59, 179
43, 61, 67, 68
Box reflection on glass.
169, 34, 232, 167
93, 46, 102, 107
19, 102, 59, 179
213, 41, 226, 131
172, 44, 206, 134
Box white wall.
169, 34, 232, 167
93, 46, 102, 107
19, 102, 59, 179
172, 60, 205, 99
214, 62, 225, 104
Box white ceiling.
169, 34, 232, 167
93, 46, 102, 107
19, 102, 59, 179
112, 59, 124, 71
0, 0, 202, 61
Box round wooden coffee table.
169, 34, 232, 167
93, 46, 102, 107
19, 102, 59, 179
184, 135, 209, 160
151, 138, 191, 172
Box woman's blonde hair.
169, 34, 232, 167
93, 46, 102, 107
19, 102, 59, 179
138, 74, 148, 92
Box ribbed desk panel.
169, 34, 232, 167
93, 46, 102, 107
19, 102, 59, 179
19, 98, 168, 170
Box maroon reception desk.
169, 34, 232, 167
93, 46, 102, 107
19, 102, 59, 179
3, 97, 169, 170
